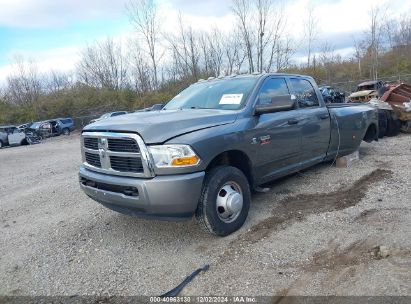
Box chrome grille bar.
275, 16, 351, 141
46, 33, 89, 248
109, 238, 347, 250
81, 132, 154, 178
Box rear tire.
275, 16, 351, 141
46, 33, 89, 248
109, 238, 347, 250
196, 166, 251, 236
378, 110, 388, 138
385, 111, 401, 137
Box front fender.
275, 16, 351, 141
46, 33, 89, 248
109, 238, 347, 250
154, 121, 253, 176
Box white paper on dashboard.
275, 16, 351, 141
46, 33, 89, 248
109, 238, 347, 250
219, 94, 243, 104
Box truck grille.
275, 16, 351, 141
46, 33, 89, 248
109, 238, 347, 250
84, 138, 98, 150
108, 138, 139, 153
81, 132, 153, 178
85, 152, 101, 167
110, 156, 143, 172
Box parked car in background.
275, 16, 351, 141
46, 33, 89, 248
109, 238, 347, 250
0, 125, 27, 148
136, 104, 164, 112
57, 117, 75, 135
89, 111, 128, 124
319, 86, 346, 103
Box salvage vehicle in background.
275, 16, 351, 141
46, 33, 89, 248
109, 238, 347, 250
135, 103, 165, 112
348, 80, 385, 102
319, 86, 345, 103
79, 73, 378, 236
348, 80, 411, 137
0, 125, 27, 148
89, 111, 128, 124
17, 122, 33, 131
27, 118, 74, 138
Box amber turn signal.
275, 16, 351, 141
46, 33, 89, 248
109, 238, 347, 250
171, 155, 199, 166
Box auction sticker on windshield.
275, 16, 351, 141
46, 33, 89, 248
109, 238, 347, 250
219, 94, 243, 104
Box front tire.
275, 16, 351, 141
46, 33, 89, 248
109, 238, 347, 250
196, 166, 251, 236
62, 128, 70, 135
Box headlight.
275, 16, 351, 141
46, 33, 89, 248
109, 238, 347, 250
148, 145, 200, 168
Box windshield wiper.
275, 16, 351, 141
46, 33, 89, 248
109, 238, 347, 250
188, 106, 212, 109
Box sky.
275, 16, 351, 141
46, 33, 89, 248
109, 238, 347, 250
0, 0, 410, 84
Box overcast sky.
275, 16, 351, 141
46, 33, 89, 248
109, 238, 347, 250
0, 0, 410, 83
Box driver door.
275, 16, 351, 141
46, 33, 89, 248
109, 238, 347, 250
250, 77, 302, 184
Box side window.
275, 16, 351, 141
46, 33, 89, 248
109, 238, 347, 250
289, 78, 319, 108
257, 78, 290, 106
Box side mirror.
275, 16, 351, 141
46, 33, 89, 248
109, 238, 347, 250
254, 95, 296, 115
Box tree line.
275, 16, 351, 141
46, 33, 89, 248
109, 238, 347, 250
1, 0, 410, 124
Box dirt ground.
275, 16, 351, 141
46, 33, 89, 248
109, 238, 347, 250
0, 133, 410, 296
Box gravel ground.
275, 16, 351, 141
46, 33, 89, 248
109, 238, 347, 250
0, 133, 410, 296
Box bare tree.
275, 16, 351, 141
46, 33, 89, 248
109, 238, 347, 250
263, 2, 287, 72
223, 29, 244, 74
207, 29, 225, 76
366, 5, 385, 80
165, 14, 200, 80
396, 15, 411, 46
45, 70, 72, 94
352, 36, 364, 78
319, 41, 336, 83
256, 0, 272, 72
127, 0, 161, 88
232, 0, 289, 73
275, 37, 294, 71
5, 55, 41, 106
129, 42, 154, 94
198, 33, 212, 75
393, 14, 411, 68
303, 4, 319, 68
77, 38, 127, 90
232, 0, 255, 72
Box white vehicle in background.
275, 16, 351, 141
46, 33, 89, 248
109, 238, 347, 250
89, 111, 128, 124
0, 125, 27, 148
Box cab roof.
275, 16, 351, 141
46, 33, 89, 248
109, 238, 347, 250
197, 72, 312, 83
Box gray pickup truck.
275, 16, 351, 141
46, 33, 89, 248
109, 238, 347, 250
79, 73, 378, 236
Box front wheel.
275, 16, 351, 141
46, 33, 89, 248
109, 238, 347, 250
62, 128, 70, 135
196, 166, 251, 236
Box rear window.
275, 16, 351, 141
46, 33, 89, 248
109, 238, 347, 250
289, 78, 320, 108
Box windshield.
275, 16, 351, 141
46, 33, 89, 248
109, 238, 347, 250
100, 113, 111, 119
163, 78, 257, 110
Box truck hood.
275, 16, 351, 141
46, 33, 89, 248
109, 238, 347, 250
83, 109, 238, 143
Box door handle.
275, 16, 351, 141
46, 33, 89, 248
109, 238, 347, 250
319, 114, 329, 120
287, 118, 299, 125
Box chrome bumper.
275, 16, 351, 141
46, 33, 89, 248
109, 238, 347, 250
79, 166, 205, 220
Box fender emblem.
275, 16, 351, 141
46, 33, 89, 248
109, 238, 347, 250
259, 135, 271, 145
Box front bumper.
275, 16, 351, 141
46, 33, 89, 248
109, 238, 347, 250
79, 166, 205, 220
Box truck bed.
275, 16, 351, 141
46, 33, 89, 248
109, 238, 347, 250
326, 102, 368, 108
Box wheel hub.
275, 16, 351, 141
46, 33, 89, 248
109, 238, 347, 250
216, 182, 243, 223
